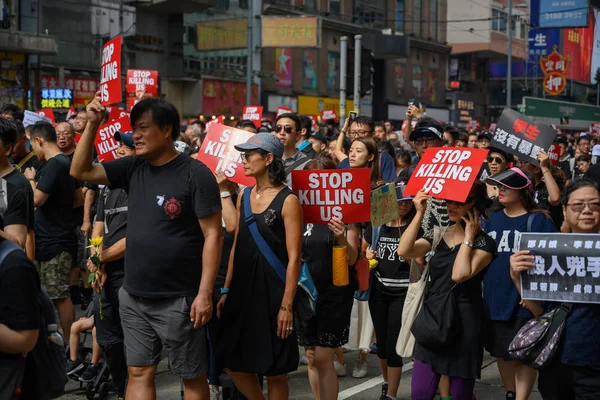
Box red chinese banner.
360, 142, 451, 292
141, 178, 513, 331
276, 106, 292, 117
94, 116, 131, 162
202, 79, 258, 117
291, 169, 371, 224
404, 148, 489, 202
196, 123, 255, 186
108, 107, 129, 122
242, 106, 263, 128
100, 36, 123, 106
126, 70, 158, 97
37, 109, 55, 125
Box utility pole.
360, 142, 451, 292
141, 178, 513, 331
353, 35, 362, 115
506, 0, 512, 109
340, 36, 347, 127
246, 0, 253, 105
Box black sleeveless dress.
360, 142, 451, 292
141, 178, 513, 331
216, 187, 299, 376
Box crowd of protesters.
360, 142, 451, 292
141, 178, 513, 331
0, 95, 599, 400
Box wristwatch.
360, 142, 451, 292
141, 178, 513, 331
462, 241, 473, 248
220, 191, 231, 199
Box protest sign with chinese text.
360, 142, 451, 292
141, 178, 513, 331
519, 233, 600, 304
196, 123, 255, 187
291, 169, 371, 224
23, 110, 52, 128
242, 106, 263, 128
94, 116, 131, 162
277, 106, 292, 117
126, 70, 158, 97
403, 147, 489, 203
371, 183, 400, 228
492, 108, 557, 167
100, 36, 123, 106
37, 109, 55, 125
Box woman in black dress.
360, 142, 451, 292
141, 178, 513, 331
216, 133, 303, 400
397, 181, 496, 400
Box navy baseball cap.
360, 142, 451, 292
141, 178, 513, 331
114, 131, 134, 148
234, 132, 284, 159
310, 130, 327, 143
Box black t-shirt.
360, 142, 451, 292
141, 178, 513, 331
365, 224, 412, 297
34, 154, 78, 261
4, 169, 34, 230
533, 182, 563, 229
96, 186, 128, 280
66, 152, 85, 226
0, 249, 40, 357
0, 179, 28, 232
11, 152, 43, 173
103, 154, 222, 298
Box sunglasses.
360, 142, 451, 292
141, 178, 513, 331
487, 156, 506, 164
567, 202, 600, 213
274, 125, 295, 134
446, 197, 475, 206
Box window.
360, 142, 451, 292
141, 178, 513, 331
492, 9, 507, 33
304, 0, 317, 12
429, 0, 438, 39
413, 0, 421, 36
329, 0, 340, 16
239, 0, 248, 9
396, 0, 404, 32
354, 0, 386, 29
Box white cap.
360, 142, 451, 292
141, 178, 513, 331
592, 144, 600, 157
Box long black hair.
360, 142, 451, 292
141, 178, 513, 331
562, 178, 600, 205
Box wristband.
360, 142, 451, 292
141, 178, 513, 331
462, 241, 473, 248
220, 287, 229, 294
220, 191, 231, 199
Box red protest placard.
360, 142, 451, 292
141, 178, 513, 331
100, 36, 122, 106
591, 122, 600, 136
109, 107, 129, 122
242, 106, 263, 128
196, 123, 255, 186
126, 70, 158, 97
548, 143, 560, 167
291, 169, 371, 224
321, 109, 337, 121
205, 116, 224, 131
37, 109, 55, 125
309, 116, 319, 131
94, 116, 131, 162
404, 147, 489, 203
277, 106, 292, 117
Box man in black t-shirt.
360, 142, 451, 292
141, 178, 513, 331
24, 122, 79, 341
10, 120, 43, 173
72, 94, 223, 399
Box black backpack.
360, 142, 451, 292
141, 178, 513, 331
0, 240, 67, 399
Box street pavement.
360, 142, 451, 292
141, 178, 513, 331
59, 343, 544, 399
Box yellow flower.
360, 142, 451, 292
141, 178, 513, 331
88, 237, 103, 248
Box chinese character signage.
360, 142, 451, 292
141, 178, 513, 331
563, 16, 594, 83
196, 19, 248, 51
540, 46, 569, 96
41, 88, 73, 109
520, 233, 600, 304
528, 29, 561, 76
261, 16, 320, 48
531, 0, 589, 28
492, 108, 558, 167
275, 48, 293, 88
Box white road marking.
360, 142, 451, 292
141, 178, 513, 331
337, 362, 414, 399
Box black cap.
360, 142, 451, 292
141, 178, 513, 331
310, 131, 327, 143
486, 167, 534, 193
487, 146, 514, 163
478, 132, 493, 141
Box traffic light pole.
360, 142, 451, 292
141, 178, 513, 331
340, 36, 348, 127
354, 35, 362, 115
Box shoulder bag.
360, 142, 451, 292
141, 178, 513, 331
396, 225, 446, 358
243, 188, 318, 326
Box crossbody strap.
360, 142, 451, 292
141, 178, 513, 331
15, 152, 35, 171
243, 187, 287, 283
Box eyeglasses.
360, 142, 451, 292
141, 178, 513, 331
414, 138, 437, 145
274, 125, 295, 134
350, 130, 370, 137
487, 156, 506, 164
446, 197, 475, 206
567, 202, 600, 212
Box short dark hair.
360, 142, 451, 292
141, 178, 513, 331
29, 122, 57, 143
235, 119, 258, 132
0, 118, 18, 149
0, 104, 24, 121
554, 136, 568, 146
374, 122, 385, 130
131, 98, 180, 142
276, 113, 301, 132
577, 136, 591, 144
446, 128, 460, 142
190, 119, 206, 130
351, 116, 375, 133
304, 152, 337, 171
458, 131, 469, 143
577, 154, 591, 163
468, 132, 478, 138
329, 134, 351, 154
299, 115, 313, 134
77, 106, 87, 114
563, 178, 600, 205
13, 120, 26, 140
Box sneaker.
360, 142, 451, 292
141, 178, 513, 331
66, 359, 84, 377
352, 359, 368, 378
209, 385, 222, 400
79, 364, 100, 383
506, 391, 516, 400
380, 382, 388, 399
334, 360, 347, 377
369, 343, 378, 354
299, 354, 309, 365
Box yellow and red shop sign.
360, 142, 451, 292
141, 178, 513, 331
540, 46, 570, 96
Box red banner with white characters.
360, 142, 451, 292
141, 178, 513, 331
94, 116, 132, 162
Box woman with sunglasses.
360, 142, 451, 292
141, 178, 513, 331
483, 168, 556, 400
510, 178, 600, 399
398, 181, 496, 400
297, 153, 360, 400
485, 147, 513, 200
216, 133, 303, 400
363, 184, 416, 400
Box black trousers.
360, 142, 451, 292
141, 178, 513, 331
538, 361, 600, 400
368, 287, 405, 368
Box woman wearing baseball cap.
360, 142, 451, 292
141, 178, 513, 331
483, 168, 556, 400
216, 133, 303, 398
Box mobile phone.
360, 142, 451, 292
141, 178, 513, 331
408, 98, 415, 106
349, 111, 358, 121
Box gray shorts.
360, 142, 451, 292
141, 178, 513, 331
118, 288, 208, 380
